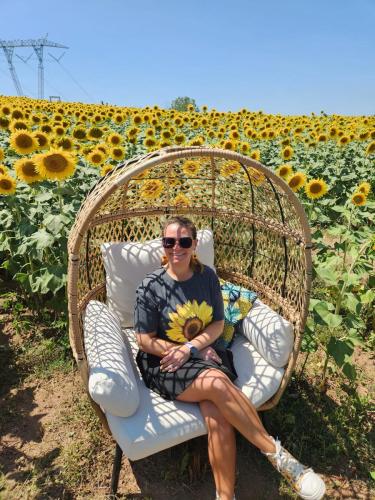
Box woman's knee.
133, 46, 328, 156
197, 369, 234, 399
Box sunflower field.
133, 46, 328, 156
0, 95, 374, 384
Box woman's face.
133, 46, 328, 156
163, 223, 197, 267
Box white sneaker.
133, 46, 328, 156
215, 493, 236, 500
263, 438, 326, 500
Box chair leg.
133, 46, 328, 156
110, 443, 123, 498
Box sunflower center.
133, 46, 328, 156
310, 182, 322, 194
0, 178, 12, 190
289, 176, 300, 188
183, 317, 203, 340
44, 154, 68, 172
16, 134, 33, 148
23, 161, 38, 177
35, 134, 47, 147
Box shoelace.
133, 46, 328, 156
272, 439, 306, 481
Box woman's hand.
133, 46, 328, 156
160, 344, 190, 372
200, 346, 222, 364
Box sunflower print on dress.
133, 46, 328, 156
165, 300, 213, 344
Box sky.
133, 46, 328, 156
0, 0, 374, 115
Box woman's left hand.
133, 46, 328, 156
160, 344, 190, 372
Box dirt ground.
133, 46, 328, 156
0, 308, 374, 499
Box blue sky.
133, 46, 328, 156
0, 0, 374, 115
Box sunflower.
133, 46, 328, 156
165, 300, 213, 343
250, 150, 260, 161
72, 127, 87, 140
357, 182, 371, 196
34, 132, 49, 150
34, 149, 76, 181
0, 164, 8, 175
87, 149, 106, 166
239, 142, 250, 155
305, 178, 328, 199
139, 179, 164, 200
110, 146, 126, 161
57, 137, 75, 151
0, 148, 4, 162
14, 157, 42, 183
351, 192, 366, 206
221, 161, 241, 177
172, 193, 191, 206
100, 164, 114, 177
366, 141, 375, 155
0, 175, 16, 195
0, 117, 10, 129
246, 167, 265, 186
144, 137, 157, 149
175, 133, 186, 145
107, 132, 122, 146
223, 139, 236, 150
10, 120, 28, 132
88, 127, 104, 140
182, 160, 201, 176
10, 130, 38, 154
281, 146, 293, 160
339, 135, 350, 146
287, 172, 307, 192
276, 164, 293, 179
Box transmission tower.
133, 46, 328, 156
0, 36, 68, 99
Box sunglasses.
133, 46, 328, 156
162, 237, 193, 249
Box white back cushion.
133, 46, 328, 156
237, 299, 294, 368
83, 300, 140, 417
101, 229, 215, 327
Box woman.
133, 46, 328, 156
135, 216, 325, 500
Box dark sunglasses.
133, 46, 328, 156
162, 237, 193, 249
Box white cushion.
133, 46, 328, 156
105, 326, 284, 461
231, 334, 284, 407
83, 301, 140, 417
237, 299, 294, 368
101, 229, 215, 327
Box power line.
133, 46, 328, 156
48, 53, 96, 102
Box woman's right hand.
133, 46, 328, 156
160, 344, 191, 372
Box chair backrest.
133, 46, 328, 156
67, 146, 312, 420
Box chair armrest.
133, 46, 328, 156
83, 300, 140, 417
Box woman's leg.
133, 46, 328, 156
200, 400, 236, 500
177, 368, 276, 454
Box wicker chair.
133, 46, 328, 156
67, 146, 312, 494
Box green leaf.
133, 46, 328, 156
312, 301, 342, 327
28, 229, 56, 250
342, 362, 356, 380
35, 192, 54, 202
314, 266, 339, 286
327, 337, 354, 368
360, 289, 375, 305
343, 293, 362, 315
343, 313, 365, 331
370, 471, 375, 481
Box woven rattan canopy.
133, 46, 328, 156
67, 146, 312, 426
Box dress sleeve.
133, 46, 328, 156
210, 269, 224, 322
134, 279, 159, 333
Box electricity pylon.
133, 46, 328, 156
0, 36, 68, 99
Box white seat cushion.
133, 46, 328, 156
83, 301, 140, 417
106, 326, 284, 461
101, 229, 215, 327
238, 299, 294, 368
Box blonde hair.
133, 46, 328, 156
161, 216, 203, 272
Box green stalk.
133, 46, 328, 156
320, 350, 330, 392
